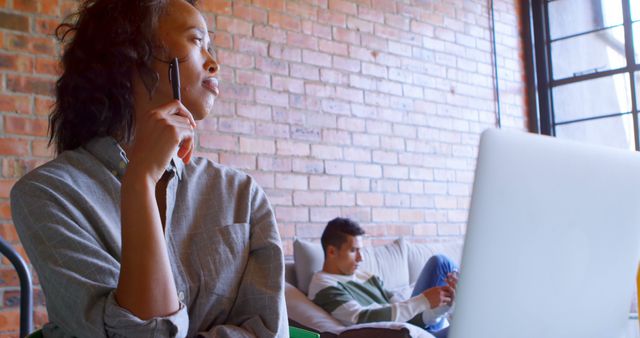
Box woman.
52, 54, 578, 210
10, 0, 287, 336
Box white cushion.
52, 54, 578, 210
293, 238, 324, 294
285, 282, 345, 333
406, 239, 463, 284
360, 239, 410, 291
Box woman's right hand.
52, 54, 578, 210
124, 100, 196, 184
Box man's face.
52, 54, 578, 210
331, 235, 363, 275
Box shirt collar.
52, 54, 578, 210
84, 137, 184, 181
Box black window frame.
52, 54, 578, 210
523, 0, 640, 151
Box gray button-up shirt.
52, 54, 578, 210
10, 137, 288, 337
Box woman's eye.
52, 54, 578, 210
193, 38, 203, 46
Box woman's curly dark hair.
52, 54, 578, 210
50, 0, 197, 154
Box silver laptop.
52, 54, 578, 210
449, 129, 640, 338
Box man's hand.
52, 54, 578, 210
422, 285, 455, 309
125, 100, 196, 184
446, 271, 459, 290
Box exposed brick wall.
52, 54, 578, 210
0, 0, 526, 335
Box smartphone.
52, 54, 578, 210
169, 57, 181, 101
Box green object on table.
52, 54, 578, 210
289, 326, 320, 338
26, 328, 43, 338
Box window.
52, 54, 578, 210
526, 0, 640, 151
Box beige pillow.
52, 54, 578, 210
293, 238, 324, 294
360, 239, 410, 291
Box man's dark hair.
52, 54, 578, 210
49, 0, 198, 154
320, 218, 365, 257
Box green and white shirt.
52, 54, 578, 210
308, 270, 449, 327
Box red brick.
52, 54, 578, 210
32, 139, 53, 158
272, 76, 304, 94
310, 207, 341, 223
216, 17, 252, 36
239, 137, 275, 154
0, 95, 30, 115
292, 158, 323, 174
328, 0, 356, 15
220, 83, 253, 101
372, 0, 396, 12
268, 44, 300, 61
199, 0, 231, 14
286, 32, 318, 50
309, 176, 340, 191
35, 56, 60, 76
6, 75, 55, 96
218, 50, 253, 68
258, 156, 291, 172
4, 116, 48, 136
302, 50, 331, 67
276, 140, 309, 156
342, 177, 370, 191
35, 18, 59, 35
256, 57, 288, 75
294, 191, 325, 206
0, 12, 29, 33
0, 224, 18, 242
276, 206, 309, 222
213, 31, 232, 49
0, 309, 20, 331
319, 40, 348, 56
199, 134, 237, 151
325, 161, 353, 175
326, 192, 355, 206
356, 192, 384, 206
13, 0, 37, 12
5, 34, 55, 55
269, 12, 301, 32
0, 201, 12, 220
255, 88, 288, 107
218, 153, 255, 170
234, 36, 268, 56
39, 0, 59, 16
253, 0, 285, 11
233, 3, 267, 23
333, 27, 360, 45
311, 144, 342, 160
311, 23, 332, 39
290, 63, 319, 80
286, 2, 317, 19
275, 173, 308, 190
0, 179, 16, 199
236, 69, 270, 88
218, 118, 254, 134
0, 52, 33, 72
255, 122, 290, 138
317, 9, 346, 27
254, 26, 287, 44
34, 95, 59, 116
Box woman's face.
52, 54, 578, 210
150, 0, 219, 121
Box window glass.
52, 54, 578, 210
552, 74, 631, 123
551, 26, 626, 80
548, 0, 622, 40
555, 114, 636, 150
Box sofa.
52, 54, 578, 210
285, 237, 463, 338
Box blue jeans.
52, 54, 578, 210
411, 254, 458, 338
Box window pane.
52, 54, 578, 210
553, 74, 631, 123
633, 22, 640, 62
548, 0, 622, 40
555, 114, 636, 150
551, 26, 626, 80
632, 0, 640, 21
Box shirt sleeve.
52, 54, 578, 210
197, 181, 288, 338
310, 276, 430, 326
11, 176, 189, 337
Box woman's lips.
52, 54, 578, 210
202, 77, 219, 96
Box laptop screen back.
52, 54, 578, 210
449, 129, 640, 338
